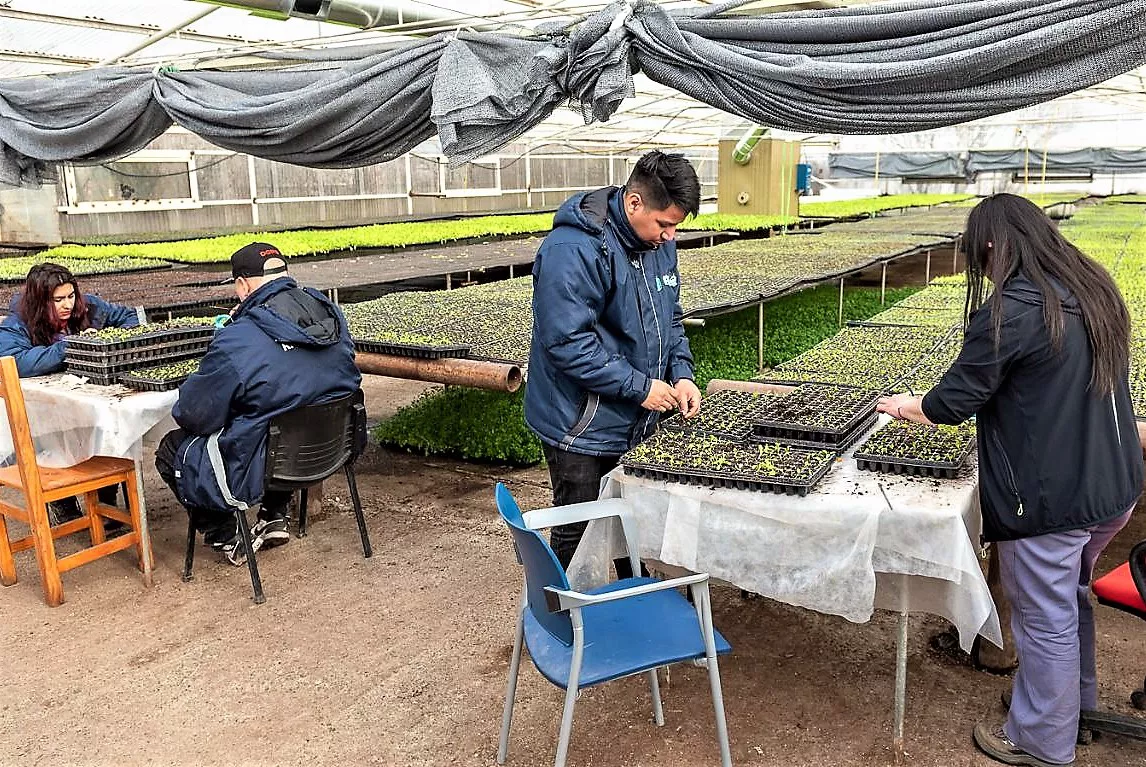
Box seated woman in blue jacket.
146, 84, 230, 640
0, 262, 140, 522
0, 262, 139, 377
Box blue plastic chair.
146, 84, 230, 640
494, 483, 733, 767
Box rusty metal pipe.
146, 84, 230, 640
355, 352, 522, 393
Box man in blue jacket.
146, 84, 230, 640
155, 243, 361, 565
525, 151, 701, 569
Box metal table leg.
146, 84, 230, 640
893, 610, 908, 763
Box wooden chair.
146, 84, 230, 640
0, 356, 150, 606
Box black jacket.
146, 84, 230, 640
922, 274, 1142, 541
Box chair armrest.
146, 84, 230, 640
525, 498, 642, 574
544, 572, 709, 612
523, 498, 632, 531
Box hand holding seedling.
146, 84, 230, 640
674, 378, 701, 418
642, 379, 685, 413
877, 393, 934, 426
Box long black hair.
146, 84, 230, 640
18, 263, 90, 346
963, 194, 1129, 395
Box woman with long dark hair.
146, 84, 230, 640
879, 194, 1142, 767
0, 262, 139, 377
0, 262, 141, 523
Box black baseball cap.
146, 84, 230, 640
229, 242, 288, 280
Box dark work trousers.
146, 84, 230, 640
155, 428, 292, 533
543, 443, 637, 579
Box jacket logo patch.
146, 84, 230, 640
662, 273, 678, 288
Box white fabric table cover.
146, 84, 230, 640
0, 374, 178, 468
568, 415, 1002, 652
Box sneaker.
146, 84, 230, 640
219, 532, 250, 567
251, 516, 289, 550
972, 721, 1073, 767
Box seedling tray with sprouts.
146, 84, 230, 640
67, 348, 203, 381
620, 431, 835, 496
854, 420, 976, 479
65, 337, 210, 365
659, 389, 775, 442
750, 384, 881, 446
750, 411, 878, 452
118, 359, 202, 392
64, 321, 215, 354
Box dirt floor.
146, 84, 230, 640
2, 378, 1145, 767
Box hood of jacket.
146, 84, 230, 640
233, 277, 342, 348
552, 186, 647, 255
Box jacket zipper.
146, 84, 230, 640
634, 254, 664, 440
989, 428, 1024, 517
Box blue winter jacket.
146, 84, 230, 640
0, 294, 139, 377
169, 277, 361, 514
524, 187, 694, 456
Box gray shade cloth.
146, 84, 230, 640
967, 147, 1146, 174
2, 0, 1145, 186
830, 152, 966, 179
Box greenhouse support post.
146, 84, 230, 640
925, 250, 932, 283
838, 278, 845, 328
881, 262, 888, 305
758, 301, 765, 372
893, 611, 909, 763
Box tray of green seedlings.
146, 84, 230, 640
854, 420, 977, 478
119, 358, 202, 392
620, 431, 836, 496
750, 383, 881, 447
67, 348, 205, 382
469, 333, 532, 365
659, 389, 776, 442
64, 317, 215, 354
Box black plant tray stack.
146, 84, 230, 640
352, 338, 471, 359
65, 324, 213, 354
660, 389, 774, 442
67, 348, 204, 384
853, 421, 977, 479
750, 384, 881, 451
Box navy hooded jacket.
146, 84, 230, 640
169, 277, 361, 514
922, 273, 1142, 541
524, 187, 694, 456
0, 293, 139, 377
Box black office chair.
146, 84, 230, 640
182, 389, 372, 603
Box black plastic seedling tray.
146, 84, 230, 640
751, 386, 881, 446
753, 412, 878, 453
353, 339, 471, 359
66, 337, 210, 365
65, 325, 215, 354
67, 348, 203, 377
622, 458, 833, 497
118, 372, 191, 392
660, 389, 774, 443
854, 441, 976, 479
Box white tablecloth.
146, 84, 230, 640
0, 374, 178, 468
568, 415, 1002, 652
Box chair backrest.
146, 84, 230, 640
495, 483, 574, 646
0, 356, 44, 496
264, 389, 366, 489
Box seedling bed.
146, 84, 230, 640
620, 432, 836, 496
119, 359, 202, 391
660, 389, 775, 442
751, 384, 880, 445
854, 420, 976, 478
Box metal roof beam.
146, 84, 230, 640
0, 7, 270, 47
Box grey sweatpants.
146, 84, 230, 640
999, 508, 1133, 765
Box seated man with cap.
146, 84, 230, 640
155, 242, 361, 565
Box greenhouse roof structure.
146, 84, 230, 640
0, 0, 1144, 152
